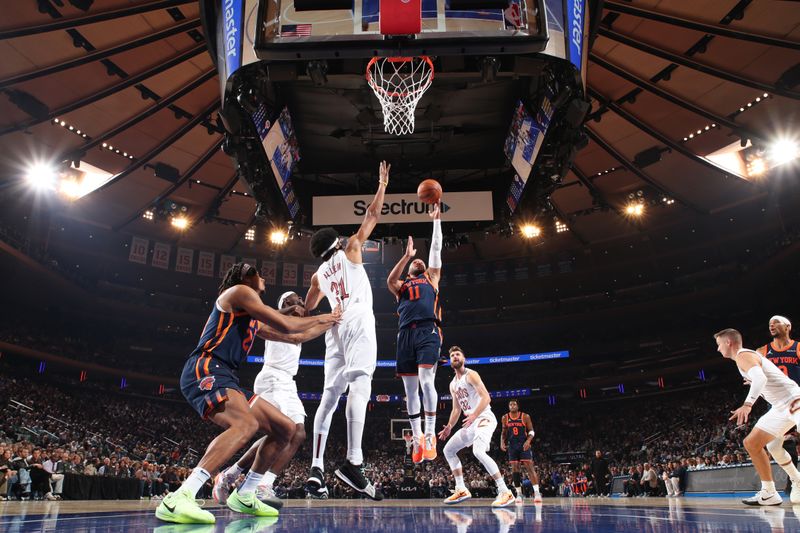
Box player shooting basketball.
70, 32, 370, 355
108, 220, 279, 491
387, 202, 443, 464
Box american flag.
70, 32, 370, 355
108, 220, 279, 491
281, 24, 312, 37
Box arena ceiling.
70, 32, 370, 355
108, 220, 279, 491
0, 0, 798, 261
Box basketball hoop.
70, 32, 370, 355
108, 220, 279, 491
366, 56, 434, 135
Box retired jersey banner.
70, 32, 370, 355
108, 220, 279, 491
261, 261, 277, 285
302, 264, 315, 288
312, 191, 493, 225
197, 251, 215, 277
219, 255, 236, 278
128, 236, 148, 264
151, 242, 171, 270
175, 248, 194, 274
282, 262, 298, 286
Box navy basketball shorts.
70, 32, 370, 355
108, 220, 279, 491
508, 443, 533, 462
396, 321, 442, 376
180, 355, 253, 418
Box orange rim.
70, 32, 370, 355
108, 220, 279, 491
366, 56, 435, 98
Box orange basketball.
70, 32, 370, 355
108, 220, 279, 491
417, 179, 442, 204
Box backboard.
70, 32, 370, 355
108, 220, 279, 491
256, 0, 548, 60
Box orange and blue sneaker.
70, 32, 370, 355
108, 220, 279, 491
492, 490, 516, 508
423, 434, 437, 461
443, 487, 472, 505
412, 436, 424, 464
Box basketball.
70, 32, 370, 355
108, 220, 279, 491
417, 179, 442, 204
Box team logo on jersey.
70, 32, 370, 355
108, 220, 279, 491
199, 376, 216, 391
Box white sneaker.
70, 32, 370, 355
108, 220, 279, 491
742, 490, 783, 506
791, 482, 800, 504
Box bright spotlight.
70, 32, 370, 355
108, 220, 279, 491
25, 163, 58, 191
768, 138, 799, 166
58, 180, 82, 200
625, 202, 645, 217
520, 224, 541, 239
270, 229, 288, 246
171, 216, 190, 230
245, 227, 256, 241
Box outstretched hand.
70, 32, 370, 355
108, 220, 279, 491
438, 424, 452, 441
404, 236, 417, 258
379, 161, 391, 187
430, 202, 441, 219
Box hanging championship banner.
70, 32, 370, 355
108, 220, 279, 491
197, 251, 215, 277
175, 248, 194, 274
302, 264, 316, 288
219, 255, 236, 278
282, 262, 297, 286
152, 242, 171, 270
128, 236, 148, 264
261, 261, 277, 285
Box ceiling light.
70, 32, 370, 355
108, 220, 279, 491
143, 210, 154, 220
625, 202, 645, 217
25, 163, 58, 191
768, 138, 799, 166
171, 216, 189, 230
520, 224, 541, 239
245, 227, 256, 241
270, 229, 288, 245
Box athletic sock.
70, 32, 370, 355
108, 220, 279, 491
240, 471, 263, 495
454, 474, 466, 490
495, 477, 509, 492
533, 484, 540, 494
312, 432, 329, 470
224, 463, 244, 480
409, 413, 423, 439
762, 480, 776, 493
424, 414, 437, 436
781, 461, 800, 484
181, 467, 210, 497
346, 419, 365, 466
263, 471, 277, 488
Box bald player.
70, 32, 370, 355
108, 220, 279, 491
758, 316, 800, 384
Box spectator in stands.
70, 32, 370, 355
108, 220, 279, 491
42, 450, 64, 500
0, 449, 14, 500
9, 446, 31, 499
640, 463, 659, 496
623, 466, 641, 497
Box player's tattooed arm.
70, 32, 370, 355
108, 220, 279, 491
229, 285, 340, 334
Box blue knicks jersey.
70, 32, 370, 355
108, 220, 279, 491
189, 302, 258, 371
759, 340, 800, 385
397, 274, 442, 328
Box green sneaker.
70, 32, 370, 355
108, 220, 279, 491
155, 489, 216, 524
226, 488, 280, 517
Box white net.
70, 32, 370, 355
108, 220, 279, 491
366, 56, 434, 135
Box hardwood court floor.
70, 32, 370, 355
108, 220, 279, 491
2, 496, 798, 532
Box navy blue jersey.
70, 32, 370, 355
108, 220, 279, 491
189, 302, 259, 373
397, 273, 442, 328
759, 340, 800, 385
505, 412, 528, 446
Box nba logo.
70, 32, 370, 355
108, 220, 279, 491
199, 375, 216, 391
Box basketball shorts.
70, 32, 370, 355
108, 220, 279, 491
180, 355, 253, 419
508, 442, 533, 462
252, 368, 306, 424
323, 311, 377, 390
448, 414, 497, 454
396, 320, 442, 376
754, 400, 800, 438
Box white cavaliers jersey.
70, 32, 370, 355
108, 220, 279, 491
738, 348, 800, 409
260, 340, 301, 377
451, 369, 494, 419
316, 249, 373, 315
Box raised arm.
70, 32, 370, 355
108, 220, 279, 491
304, 273, 325, 313
225, 285, 340, 334
387, 236, 415, 298
345, 160, 390, 263
427, 202, 442, 287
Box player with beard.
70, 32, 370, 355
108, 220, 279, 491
500, 400, 541, 503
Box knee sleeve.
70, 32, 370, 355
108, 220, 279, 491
418, 366, 437, 412
443, 439, 462, 471
402, 375, 421, 415
767, 437, 792, 464
314, 382, 347, 435
345, 375, 371, 423
473, 446, 500, 477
